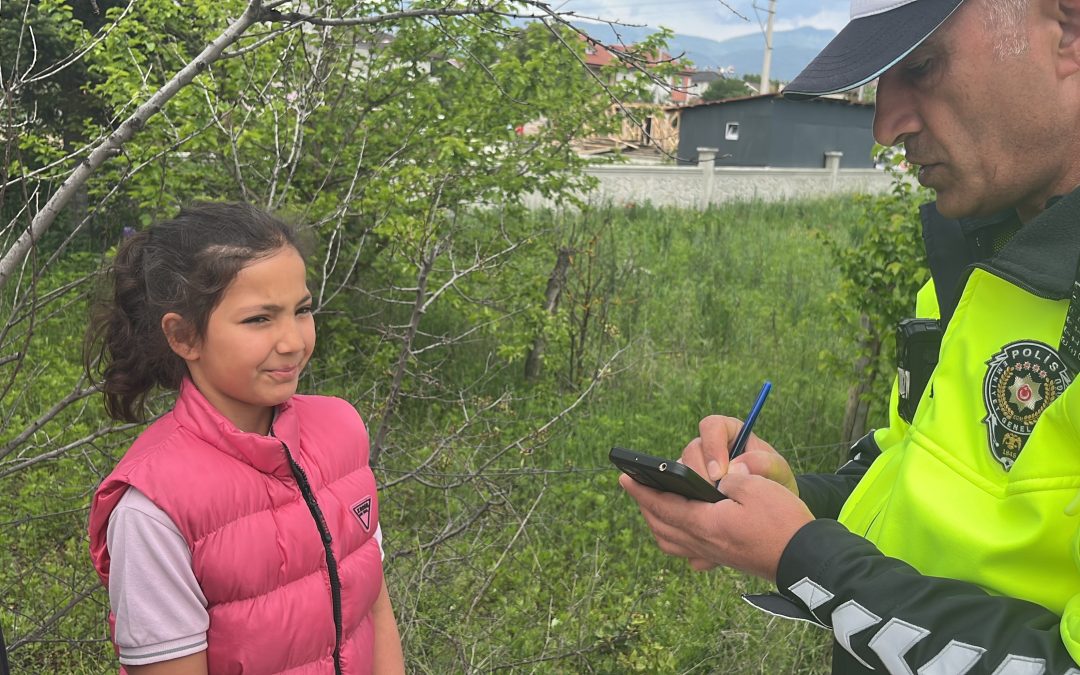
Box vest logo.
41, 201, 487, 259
351, 497, 372, 531
982, 340, 1071, 470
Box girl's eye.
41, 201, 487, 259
297, 305, 313, 315
243, 316, 269, 324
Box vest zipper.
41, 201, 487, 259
278, 438, 344, 675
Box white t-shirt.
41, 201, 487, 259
106, 487, 209, 665
106, 486, 383, 665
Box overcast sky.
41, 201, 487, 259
552, 0, 850, 42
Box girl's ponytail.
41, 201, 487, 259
86, 230, 187, 422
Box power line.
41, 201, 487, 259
374, 442, 849, 480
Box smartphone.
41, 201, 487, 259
609, 446, 725, 502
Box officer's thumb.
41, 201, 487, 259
710, 460, 746, 485
717, 467, 752, 502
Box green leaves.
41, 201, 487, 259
818, 143, 933, 431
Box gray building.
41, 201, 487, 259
674, 94, 876, 168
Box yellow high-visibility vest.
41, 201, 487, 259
838, 269, 1080, 658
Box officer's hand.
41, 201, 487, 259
680, 414, 799, 495
619, 466, 813, 581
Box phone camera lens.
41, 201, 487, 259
658, 462, 668, 471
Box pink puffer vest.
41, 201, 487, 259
89, 379, 383, 674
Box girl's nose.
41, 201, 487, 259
277, 319, 305, 353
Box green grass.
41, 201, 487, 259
376, 198, 869, 673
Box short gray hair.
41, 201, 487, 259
982, 0, 1029, 57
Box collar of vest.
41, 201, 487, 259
172, 378, 299, 479
921, 184, 1080, 323
975, 185, 1080, 300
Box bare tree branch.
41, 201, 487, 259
261, 4, 557, 27
371, 180, 450, 461
21, 1, 137, 85
465, 480, 546, 621
0, 420, 142, 479
0, 0, 265, 292
8, 582, 101, 651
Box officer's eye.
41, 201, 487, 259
905, 58, 934, 78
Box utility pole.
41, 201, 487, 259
760, 0, 777, 95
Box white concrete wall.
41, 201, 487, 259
524, 158, 895, 209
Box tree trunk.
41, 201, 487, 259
524, 246, 571, 381
840, 314, 883, 448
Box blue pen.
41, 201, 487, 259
716, 380, 772, 488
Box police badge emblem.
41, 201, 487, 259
983, 340, 1072, 469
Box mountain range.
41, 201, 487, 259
572, 22, 837, 82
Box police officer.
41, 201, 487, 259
621, 0, 1080, 671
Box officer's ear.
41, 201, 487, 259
1055, 0, 1080, 78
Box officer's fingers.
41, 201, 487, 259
620, 475, 713, 557
619, 473, 682, 528
699, 415, 742, 478
679, 437, 711, 479
731, 450, 798, 494
633, 500, 704, 559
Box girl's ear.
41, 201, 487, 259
161, 312, 200, 362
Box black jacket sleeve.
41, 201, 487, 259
795, 432, 882, 520
768, 519, 1080, 674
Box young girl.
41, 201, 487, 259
86, 202, 405, 674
